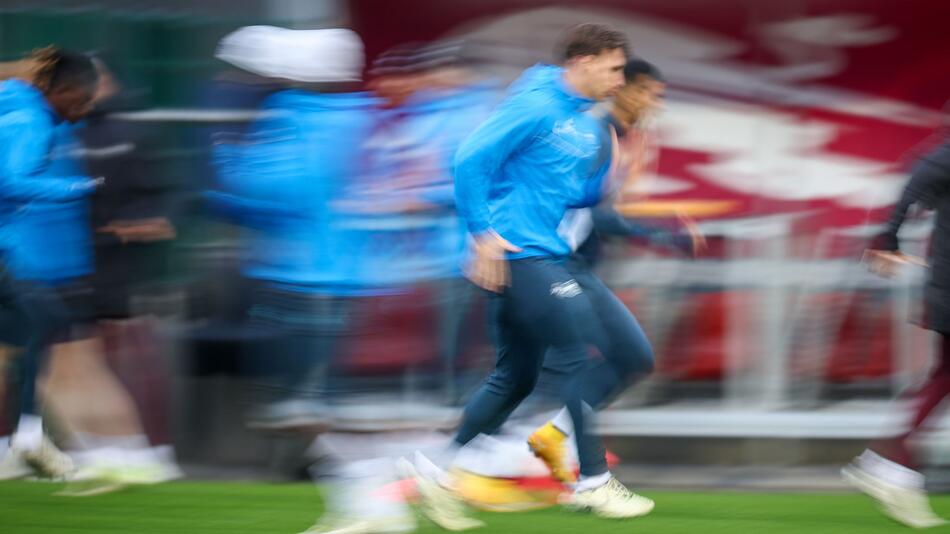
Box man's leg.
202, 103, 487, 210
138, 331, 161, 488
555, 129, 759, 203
406, 259, 588, 531
454, 272, 547, 446
3, 279, 75, 478
531, 264, 654, 479
0, 270, 35, 479
540, 268, 655, 440
872, 333, 950, 469
435, 277, 475, 403
843, 332, 950, 528
526, 264, 656, 518
245, 286, 349, 427
12, 282, 69, 433
573, 269, 655, 409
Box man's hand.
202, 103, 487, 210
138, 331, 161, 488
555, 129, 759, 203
98, 217, 176, 243
465, 230, 522, 293
677, 212, 707, 257
862, 249, 927, 278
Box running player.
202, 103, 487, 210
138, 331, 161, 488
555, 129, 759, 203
842, 120, 950, 529
527, 58, 702, 485
402, 24, 655, 529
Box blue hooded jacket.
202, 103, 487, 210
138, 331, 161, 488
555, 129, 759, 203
348, 82, 499, 286
0, 79, 96, 283
210, 89, 376, 293
454, 65, 613, 259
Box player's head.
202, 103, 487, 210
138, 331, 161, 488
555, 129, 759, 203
559, 23, 628, 101
30, 47, 98, 123
368, 43, 424, 108
612, 58, 665, 128
412, 40, 477, 90
369, 44, 419, 107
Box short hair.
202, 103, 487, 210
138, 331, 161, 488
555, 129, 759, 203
624, 58, 664, 84
29, 47, 97, 94
369, 42, 421, 77
370, 40, 473, 77
48, 50, 97, 92
559, 23, 629, 62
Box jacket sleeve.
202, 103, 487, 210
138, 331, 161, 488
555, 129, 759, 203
573, 156, 613, 208
419, 184, 455, 208
453, 94, 547, 235
210, 111, 308, 227
0, 110, 95, 202
873, 141, 950, 251
203, 190, 300, 228
591, 206, 694, 255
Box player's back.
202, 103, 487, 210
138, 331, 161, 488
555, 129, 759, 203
213, 88, 377, 292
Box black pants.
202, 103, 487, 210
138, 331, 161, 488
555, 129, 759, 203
245, 283, 351, 400
0, 264, 71, 419
454, 257, 612, 476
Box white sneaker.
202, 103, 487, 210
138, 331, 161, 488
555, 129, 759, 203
115, 448, 185, 485
0, 448, 32, 480
17, 435, 75, 479
56, 460, 127, 497
149, 445, 185, 483
300, 514, 416, 534
58, 447, 182, 496
843, 461, 947, 529
561, 477, 655, 519
56, 477, 127, 497
396, 453, 483, 531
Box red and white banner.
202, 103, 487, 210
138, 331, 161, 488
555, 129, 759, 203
352, 0, 950, 247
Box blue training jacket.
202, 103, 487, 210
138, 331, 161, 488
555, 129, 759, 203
349, 81, 499, 286
454, 65, 613, 259
210, 89, 377, 293
0, 79, 96, 283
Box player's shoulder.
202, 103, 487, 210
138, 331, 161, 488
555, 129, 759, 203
0, 107, 53, 130
497, 87, 560, 127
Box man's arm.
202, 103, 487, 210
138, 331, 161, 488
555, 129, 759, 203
0, 111, 97, 202
874, 143, 950, 251
454, 94, 548, 236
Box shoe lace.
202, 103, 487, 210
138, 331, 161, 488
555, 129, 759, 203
607, 478, 637, 500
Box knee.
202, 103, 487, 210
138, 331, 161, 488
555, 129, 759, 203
639, 346, 656, 375
616, 342, 655, 377
486, 371, 538, 401
511, 373, 539, 400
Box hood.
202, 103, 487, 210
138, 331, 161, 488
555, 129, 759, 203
506, 63, 594, 112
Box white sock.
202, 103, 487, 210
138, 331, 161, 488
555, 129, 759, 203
150, 445, 179, 466
113, 434, 151, 451
575, 471, 612, 492
93, 446, 124, 463
413, 450, 453, 488
858, 449, 925, 490
71, 432, 100, 451
0, 436, 9, 456
337, 457, 396, 481
149, 445, 184, 479
423, 441, 461, 473
74, 432, 150, 452
11, 415, 43, 451
551, 408, 573, 435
